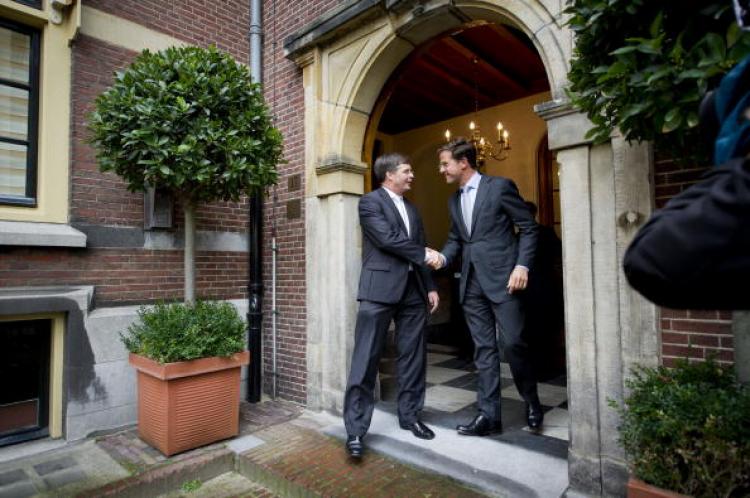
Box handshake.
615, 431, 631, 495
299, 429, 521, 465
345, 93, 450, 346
425, 248, 446, 270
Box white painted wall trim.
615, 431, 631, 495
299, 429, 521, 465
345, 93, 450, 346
79, 6, 186, 52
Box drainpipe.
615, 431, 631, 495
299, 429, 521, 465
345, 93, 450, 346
247, 0, 263, 403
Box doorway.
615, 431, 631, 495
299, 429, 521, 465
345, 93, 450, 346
369, 21, 569, 456
0, 319, 51, 446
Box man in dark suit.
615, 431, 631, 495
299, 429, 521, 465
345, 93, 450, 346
432, 138, 543, 435
343, 153, 441, 459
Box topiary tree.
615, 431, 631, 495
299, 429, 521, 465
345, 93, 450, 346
88, 45, 282, 302
565, 0, 750, 163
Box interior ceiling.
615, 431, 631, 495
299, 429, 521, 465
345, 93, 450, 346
377, 23, 549, 135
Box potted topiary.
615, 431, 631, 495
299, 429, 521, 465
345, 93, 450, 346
611, 358, 750, 497
122, 301, 248, 455
88, 46, 282, 455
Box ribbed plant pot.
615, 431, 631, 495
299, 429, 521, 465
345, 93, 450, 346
129, 351, 250, 456
628, 477, 690, 498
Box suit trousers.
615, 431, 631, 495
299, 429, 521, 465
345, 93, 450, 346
462, 266, 540, 423
344, 273, 428, 436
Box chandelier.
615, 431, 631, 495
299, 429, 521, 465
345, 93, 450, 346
443, 58, 510, 166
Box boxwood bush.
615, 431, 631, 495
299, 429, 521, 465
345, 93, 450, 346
612, 358, 750, 496
122, 301, 246, 363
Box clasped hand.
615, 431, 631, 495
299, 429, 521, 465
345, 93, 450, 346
425, 248, 445, 270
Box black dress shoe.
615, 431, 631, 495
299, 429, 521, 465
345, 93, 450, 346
346, 435, 364, 459
399, 420, 435, 440
527, 403, 544, 431
456, 414, 501, 436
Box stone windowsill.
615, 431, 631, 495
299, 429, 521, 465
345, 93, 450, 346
0, 221, 87, 248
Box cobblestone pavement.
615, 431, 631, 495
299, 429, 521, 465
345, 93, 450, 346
239, 420, 490, 498
0, 399, 495, 497
96, 399, 303, 476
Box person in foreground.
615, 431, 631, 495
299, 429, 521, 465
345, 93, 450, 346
430, 138, 543, 436
623, 51, 750, 310
343, 153, 441, 459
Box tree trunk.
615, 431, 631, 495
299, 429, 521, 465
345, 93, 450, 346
184, 202, 196, 304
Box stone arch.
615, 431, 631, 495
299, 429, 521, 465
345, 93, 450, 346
295, 2, 659, 496
330, 0, 571, 168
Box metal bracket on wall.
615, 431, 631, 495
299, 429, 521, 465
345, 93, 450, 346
49, 0, 74, 25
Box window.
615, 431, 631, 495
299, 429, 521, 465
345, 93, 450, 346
12, 1, 42, 10
0, 19, 39, 207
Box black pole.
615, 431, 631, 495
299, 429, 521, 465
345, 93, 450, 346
247, 0, 263, 403
247, 189, 263, 402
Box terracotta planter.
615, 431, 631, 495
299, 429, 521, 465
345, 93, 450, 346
129, 351, 250, 456
628, 477, 691, 498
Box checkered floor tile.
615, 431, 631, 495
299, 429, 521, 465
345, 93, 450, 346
379, 343, 569, 459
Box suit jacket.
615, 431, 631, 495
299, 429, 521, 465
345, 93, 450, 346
357, 187, 436, 304
623, 157, 750, 310
441, 174, 538, 303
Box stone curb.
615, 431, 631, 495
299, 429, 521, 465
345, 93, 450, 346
76, 448, 234, 498
238, 453, 319, 498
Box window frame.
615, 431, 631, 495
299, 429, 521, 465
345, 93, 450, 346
0, 18, 40, 207
12, 0, 42, 10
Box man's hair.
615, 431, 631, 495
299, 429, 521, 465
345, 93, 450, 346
438, 138, 478, 169
373, 153, 409, 183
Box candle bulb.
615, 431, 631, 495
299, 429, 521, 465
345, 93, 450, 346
445, 129, 451, 142
496, 122, 503, 141
469, 121, 475, 131
503, 130, 510, 148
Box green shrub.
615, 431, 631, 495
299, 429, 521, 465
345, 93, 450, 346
88, 45, 281, 202
88, 45, 282, 301
611, 358, 750, 496
565, 0, 750, 163
122, 301, 246, 363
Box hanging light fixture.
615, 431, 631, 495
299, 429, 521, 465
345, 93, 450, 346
444, 58, 510, 166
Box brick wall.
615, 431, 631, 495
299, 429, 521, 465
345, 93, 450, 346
258, 0, 341, 403
83, 0, 250, 63
653, 149, 734, 366
2, 5, 256, 305
0, 248, 248, 306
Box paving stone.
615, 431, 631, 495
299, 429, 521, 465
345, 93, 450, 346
0, 469, 28, 486
42, 467, 87, 489
33, 455, 78, 476
0, 480, 38, 498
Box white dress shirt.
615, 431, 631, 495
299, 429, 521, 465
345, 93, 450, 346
383, 185, 410, 237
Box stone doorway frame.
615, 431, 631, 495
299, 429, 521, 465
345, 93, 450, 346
285, 2, 659, 496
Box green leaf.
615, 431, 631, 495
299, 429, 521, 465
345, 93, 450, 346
662, 108, 682, 133
649, 11, 663, 38
610, 46, 638, 55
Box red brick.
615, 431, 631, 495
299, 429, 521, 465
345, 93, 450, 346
662, 344, 704, 359
660, 308, 688, 319
669, 319, 732, 334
